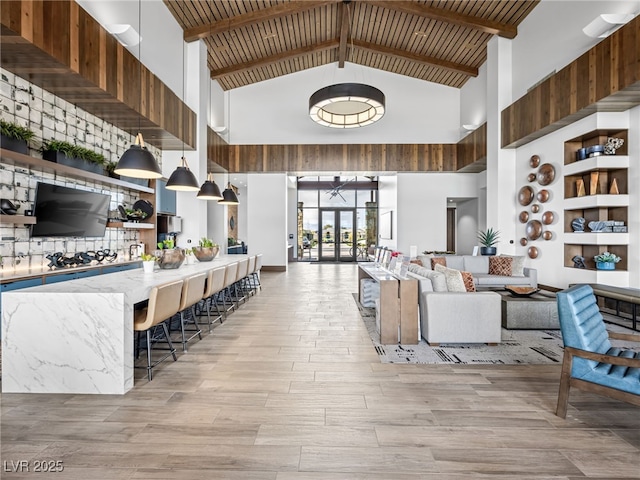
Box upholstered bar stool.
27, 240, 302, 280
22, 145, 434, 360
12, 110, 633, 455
251, 254, 263, 292
201, 266, 227, 331
220, 262, 239, 314
177, 272, 207, 352
233, 258, 250, 307
133, 279, 183, 381
246, 255, 257, 296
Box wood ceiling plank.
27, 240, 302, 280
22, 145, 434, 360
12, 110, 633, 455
365, 0, 517, 39
337, 2, 349, 67
184, 0, 338, 42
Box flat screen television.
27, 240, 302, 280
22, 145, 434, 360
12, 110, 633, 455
31, 182, 111, 238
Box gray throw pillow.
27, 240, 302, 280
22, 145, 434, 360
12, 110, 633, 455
500, 254, 525, 276
434, 264, 467, 292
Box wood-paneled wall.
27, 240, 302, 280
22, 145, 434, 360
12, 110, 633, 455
502, 16, 640, 148
207, 127, 230, 173
0, 0, 196, 151
456, 123, 487, 172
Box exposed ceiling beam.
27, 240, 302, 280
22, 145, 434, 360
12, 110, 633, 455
365, 0, 518, 39
184, 0, 339, 42
353, 39, 478, 77
338, 2, 350, 68
211, 39, 340, 78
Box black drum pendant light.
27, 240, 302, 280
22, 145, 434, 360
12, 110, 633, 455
218, 183, 239, 205
166, 157, 200, 191
114, 0, 162, 179
197, 172, 223, 200
309, 83, 385, 128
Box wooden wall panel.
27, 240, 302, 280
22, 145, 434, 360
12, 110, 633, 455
502, 16, 640, 148
0, 0, 196, 150
456, 123, 486, 172
207, 127, 230, 173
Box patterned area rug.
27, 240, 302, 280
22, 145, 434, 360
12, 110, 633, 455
353, 293, 633, 365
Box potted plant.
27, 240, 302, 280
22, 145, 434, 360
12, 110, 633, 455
155, 239, 184, 269
477, 228, 500, 256
140, 253, 155, 274
41, 140, 105, 174
0, 119, 34, 154
193, 237, 219, 262
594, 251, 621, 270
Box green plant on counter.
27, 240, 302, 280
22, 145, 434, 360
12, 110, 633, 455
477, 227, 500, 247
199, 237, 218, 248
140, 253, 155, 262
157, 239, 175, 250
42, 140, 106, 165
0, 119, 34, 141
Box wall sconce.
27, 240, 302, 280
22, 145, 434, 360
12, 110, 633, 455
583, 14, 635, 38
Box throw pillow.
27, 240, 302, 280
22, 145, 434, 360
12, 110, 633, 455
460, 271, 476, 292
500, 254, 525, 276
417, 254, 434, 269
434, 264, 466, 292
431, 257, 447, 270
489, 256, 513, 276
410, 259, 423, 266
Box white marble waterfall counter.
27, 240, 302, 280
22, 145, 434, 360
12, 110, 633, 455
1, 255, 249, 394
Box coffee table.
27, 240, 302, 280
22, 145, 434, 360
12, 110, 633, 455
499, 290, 559, 329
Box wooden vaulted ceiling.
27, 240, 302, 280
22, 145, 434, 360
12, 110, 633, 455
165, 0, 539, 91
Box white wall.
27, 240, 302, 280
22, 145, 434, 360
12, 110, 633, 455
246, 174, 288, 268
206, 173, 228, 249
287, 177, 299, 258
456, 199, 480, 255
459, 63, 487, 136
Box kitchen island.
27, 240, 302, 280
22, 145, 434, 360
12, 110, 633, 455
1, 255, 249, 395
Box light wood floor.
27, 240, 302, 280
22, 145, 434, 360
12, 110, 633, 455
1, 263, 639, 479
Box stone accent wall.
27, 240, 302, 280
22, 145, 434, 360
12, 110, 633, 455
0, 68, 162, 271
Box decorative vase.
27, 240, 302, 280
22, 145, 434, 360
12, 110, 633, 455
193, 246, 219, 262
157, 248, 185, 269
142, 260, 155, 273
596, 261, 615, 270
480, 247, 497, 256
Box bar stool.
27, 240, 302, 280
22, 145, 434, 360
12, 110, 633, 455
201, 266, 227, 331
177, 272, 207, 352
246, 255, 256, 296
133, 279, 183, 381
251, 254, 263, 291
233, 258, 250, 307
220, 262, 238, 314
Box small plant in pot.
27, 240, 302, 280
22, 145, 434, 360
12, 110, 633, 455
41, 140, 106, 175
477, 228, 500, 256
140, 253, 156, 273
1, 119, 34, 154
594, 251, 621, 270
193, 237, 219, 262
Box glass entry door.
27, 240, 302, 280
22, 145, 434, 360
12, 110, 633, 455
319, 209, 356, 261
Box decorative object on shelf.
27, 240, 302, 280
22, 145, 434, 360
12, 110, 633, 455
537, 163, 555, 185
0, 198, 19, 215
41, 140, 106, 175
518, 211, 529, 223
542, 231, 553, 241
193, 238, 220, 262
477, 227, 500, 256
505, 285, 540, 297
576, 147, 588, 161
527, 246, 539, 259
588, 220, 606, 232
529, 155, 540, 168
527, 173, 536, 182
156, 248, 185, 269
45, 249, 117, 269
219, 183, 240, 205
531, 204, 540, 213
604, 137, 624, 155
309, 83, 385, 128
537, 189, 549, 203
133, 199, 153, 218
541, 211, 554, 225
609, 178, 620, 194
571, 217, 586, 232
166, 157, 200, 191
141, 253, 155, 274
520, 238, 528, 246
589, 171, 599, 195
0, 119, 34, 154
576, 179, 586, 197
586, 145, 604, 157
197, 172, 223, 200
518, 185, 534, 206
572, 255, 586, 269
526, 220, 542, 240
594, 251, 621, 270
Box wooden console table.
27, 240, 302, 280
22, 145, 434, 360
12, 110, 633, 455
358, 264, 418, 344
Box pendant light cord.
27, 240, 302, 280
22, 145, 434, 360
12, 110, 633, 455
138, 0, 142, 136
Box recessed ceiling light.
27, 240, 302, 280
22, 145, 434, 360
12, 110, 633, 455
413, 31, 428, 37
263, 33, 277, 40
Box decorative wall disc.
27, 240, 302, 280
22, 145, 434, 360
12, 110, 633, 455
520, 238, 528, 246
526, 219, 543, 240
527, 173, 536, 182
541, 211, 554, 225
518, 186, 534, 206
519, 211, 529, 223
530, 155, 540, 168
537, 189, 549, 203
528, 246, 539, 259
542, 231, 553, 240
531, 204, 540, 213
537, 163, 555, 185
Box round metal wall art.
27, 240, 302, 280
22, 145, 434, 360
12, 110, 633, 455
526, 219, 543, 240
541, 211, 554, 225
518, 186, 535, 206
531, 204, 540, 213
542, 231, 553, 241
528, 246, 539, 259
527, 173, 536, 182
537, 163, 555, 185
519, 211, 529, 223
530, 155, 540, 168
520, 238, 528, 246
537, 189, 549, 203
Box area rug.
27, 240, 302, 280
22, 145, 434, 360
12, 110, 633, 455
353, 293, 633, 365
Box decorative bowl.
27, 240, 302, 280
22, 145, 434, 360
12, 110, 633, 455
505, 285, 540, 297
193, 246, 219, 262
157, 248, 185, 269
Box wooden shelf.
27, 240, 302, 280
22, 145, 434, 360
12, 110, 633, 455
563, 155, 629, 176
564, 232, 629, 245
1, 214, 37, 225
0, 148, 154, 193
107, 221, 154, 229
564, 194, 629, 210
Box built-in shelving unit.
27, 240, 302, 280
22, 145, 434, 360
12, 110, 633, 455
106, 222, 154, 229
1, 214, 37, 225
563, 129, 629, 271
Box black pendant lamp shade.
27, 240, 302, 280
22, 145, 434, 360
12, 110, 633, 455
166, 157, 200, 191
197, 173, 223, 200
219, 184, 239, 205
115, 133, 162, 179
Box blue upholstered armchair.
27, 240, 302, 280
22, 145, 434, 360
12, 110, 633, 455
556, 284, 640, 418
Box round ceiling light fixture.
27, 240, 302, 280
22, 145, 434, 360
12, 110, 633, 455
309, 83, 385, 129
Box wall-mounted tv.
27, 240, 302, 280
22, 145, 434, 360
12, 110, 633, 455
31, 182, 111, 238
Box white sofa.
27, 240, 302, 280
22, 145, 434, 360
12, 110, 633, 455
407, 265, 502, 345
